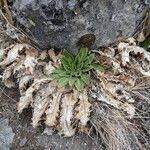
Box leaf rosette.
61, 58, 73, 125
50, 47, 104, 91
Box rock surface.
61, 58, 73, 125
12, 0, 148, 53
0, 118, 15, 150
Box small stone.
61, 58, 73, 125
0, 118, 15, 150
43, 127, 53, 136
19, 137, 27, 147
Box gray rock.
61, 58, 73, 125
12, 0, 149, 53
36, 133, 104, 150
0, 118, 15, 150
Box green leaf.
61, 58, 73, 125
74, 47, 88, 64
51, 68, 69, 77
63, 49, 74, 61
52, 68, 64, 74
57, 77, 69, 87
61, 57, 72, 72
82, 65, 93, 72
87, 53, 95, 64
81, 73, 90, 84
139, 38, 150, 51
75, 61, 84, 71
91, 64, 104, 72
68, 77, 76, 87
74, 78, 85, 91
74, 70, 82, 77
49, 73, 61, 79
83, 58, 89, 65
79, 47, 88, 60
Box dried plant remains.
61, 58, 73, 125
0, 17, 150, 149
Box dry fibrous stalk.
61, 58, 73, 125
0, 36, 150, 149
0, 0, 13, 25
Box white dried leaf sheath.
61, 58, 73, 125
18, 86, 34, 113
59, 92, 77, 137
76, 89, 91, 126
45, 88, 62, 127
0, 44, 29, 67
2, 65, 15, 87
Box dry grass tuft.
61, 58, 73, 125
90, 103, 141, 150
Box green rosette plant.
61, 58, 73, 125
49, 47, 104, 91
